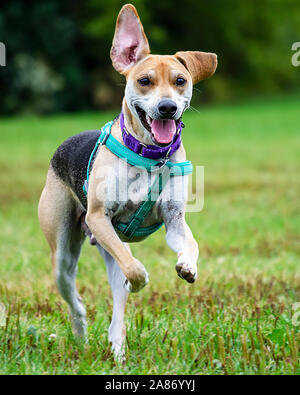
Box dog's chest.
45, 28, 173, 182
104, 164, 162, 226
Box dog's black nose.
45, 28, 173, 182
158, 99, 177, 118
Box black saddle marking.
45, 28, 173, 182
51, 130, 101, 208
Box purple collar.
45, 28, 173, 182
120, 112, 183, 160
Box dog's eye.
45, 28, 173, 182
176, 77, 186, 86
138, 77, 151, 86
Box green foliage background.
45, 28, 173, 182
0, 0, 299, 114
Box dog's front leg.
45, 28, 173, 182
164, 212, 199, 283
86, 208, 149, 293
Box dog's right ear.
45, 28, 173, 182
110, 4, 150, 74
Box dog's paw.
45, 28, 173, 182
111, 341, 126, 364
175, 262, 197, 283
123, 274, 149, 293
175, 253, 197, 283
123, 260, 149, 293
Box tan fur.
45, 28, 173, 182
128, 55, 192, 90
122, 55, 193, 142
38, 168, 84, 269
175, 51, 217, 84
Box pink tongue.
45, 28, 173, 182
151, 119, 176, 144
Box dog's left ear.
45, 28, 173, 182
110, 4, 150, 74
175, 51, 217, 84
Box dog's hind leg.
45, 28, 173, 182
97, 244, 129, 361
38, 168, 87, 338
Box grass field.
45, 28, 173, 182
0, 94, 300, 375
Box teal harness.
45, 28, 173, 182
83, 121, 193, 240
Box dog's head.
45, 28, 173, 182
111, 4, 217, 146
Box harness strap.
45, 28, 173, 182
83, 121, 113, 195
83, 120, 193, 240
113, 221, 164, 237
101, 128, 192, 175
120, 166, 169, 239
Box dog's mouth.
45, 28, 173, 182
135, 105, 181, 146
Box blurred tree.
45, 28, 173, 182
0, 0, 88, 113
0, 0, 299, 114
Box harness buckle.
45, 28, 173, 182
153, 147, 172, 171
100, 131, 110, 146
138, 142, 147, 156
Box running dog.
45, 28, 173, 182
38, 3, 217, 360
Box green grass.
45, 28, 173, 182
1, 94, 300, 374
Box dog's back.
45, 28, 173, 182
51, 130, 101, 208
